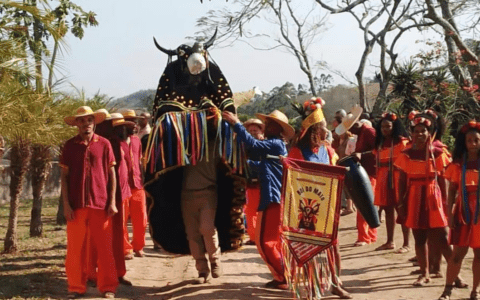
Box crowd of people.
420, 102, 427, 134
60, 107, 151, 298
59, 101, 479, 300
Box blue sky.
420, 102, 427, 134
61, 1, 433, 99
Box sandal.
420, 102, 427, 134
413, 275, 430, 286
354, 241, 367, 247
431, 272, 443, 279
102, 292, 115, 299
395, 246, 410, 254
438, 285, 453, 300
375, 243, 395, 251
454, 277, 469, 289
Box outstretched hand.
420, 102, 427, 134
222, 111, 240, 125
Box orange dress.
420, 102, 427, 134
373, 138, 409, 207
394, 148, 451, 229
444, 161, 480, 248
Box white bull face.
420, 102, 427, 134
187, 52, 207, 75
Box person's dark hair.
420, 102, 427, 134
296, 123, 325, 150
360, 112, 371, 120
374, 113, 409, 149
409, 109, 443, 137
452, 122, 480, 161
334, 116, 342, 124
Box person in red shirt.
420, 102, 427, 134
85, 111, 133, 287
60, 106, 118, 299
336, 107, 378, 247
121, 109, 148, 259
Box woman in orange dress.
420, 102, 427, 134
373, 112, 410, 252
439, 121, 480, 300
395, 110, 452, 286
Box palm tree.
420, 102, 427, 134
29, 144, 52, 237
0, 0, 61, 253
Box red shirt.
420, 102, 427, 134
110, 136, 132, 201
126, 135, 143, 190
351, 125, 376, 177
60, 134, 116, 210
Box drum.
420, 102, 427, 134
337, 155, 380, 228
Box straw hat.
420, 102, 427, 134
335, 105, 363, 136
95, 108, 112, 121
243, 118, 264, 131
255, 110, 295, 140
109, 113, 126, 121
64, 106, 106, 126
300, 108, 326, 139
112, 116, 136, 128
121, 109, 141, 120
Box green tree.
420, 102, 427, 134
1, 0, 98, 237
0, 0, 98, 92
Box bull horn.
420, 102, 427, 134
153, 37, 178, 56
204, 27, 218, 50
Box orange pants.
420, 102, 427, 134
356, 177, 378, 243
255, 203, 285, 282
245, 185, 260, 241
65, 208, 118, 294
356, 211, 378, 243
85, 200, 126, 280
123, 188, 147, 254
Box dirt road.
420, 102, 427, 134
80, 213, 475, 300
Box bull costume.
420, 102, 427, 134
143, 30, 247, 282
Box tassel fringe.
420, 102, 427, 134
145, 108, 246, 175
281, 239, 336, 300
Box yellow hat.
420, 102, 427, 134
112, 117, 136, 128
121, 109, 141, 119
64, 106, 106, 126
300, 108, 325, 139
335, 105, 363, 135
255, 110, 295, 140
95, 109, 112, 121
109, 113, 126, 121
243, 118, 265, 131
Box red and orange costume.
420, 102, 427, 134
373, 138, 409, 207
350, 124, 377, 244
394, 147, 451, 229
245, 180, 260, 242
60, 134, 118, 294
123, 135, 147, 255
86, 135, 131, 282
444, 160, 480, 248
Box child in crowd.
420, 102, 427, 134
243, 118, 265, 245
395, 110, 452, 286
373, 112, 410, 252
439, 121, 480, 300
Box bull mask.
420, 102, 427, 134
153, 28, 217, 76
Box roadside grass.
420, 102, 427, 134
0, 197, 67, 299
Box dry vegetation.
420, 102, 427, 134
0, 197, 67, 299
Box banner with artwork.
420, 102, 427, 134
280, 157, 346, 299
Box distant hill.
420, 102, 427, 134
108, 89, 155, 111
